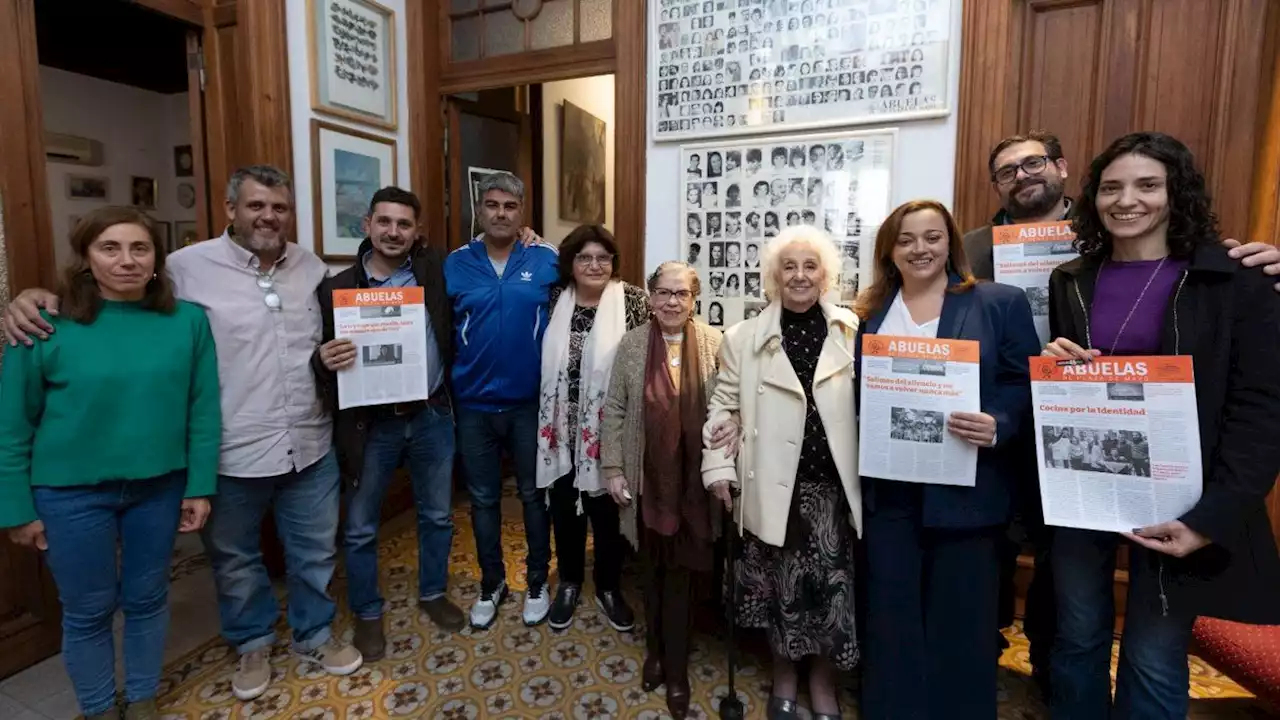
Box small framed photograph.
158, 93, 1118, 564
67, 174, 109, 201
155, 221, 173, 252
131, 176, 157, 209
307, 0, 398, 129
174, 145, 194, 177
175, 221, 199, 248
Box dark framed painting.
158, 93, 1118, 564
559, 100, 607, 225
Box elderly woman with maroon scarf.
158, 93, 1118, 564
599, 261, 724, 720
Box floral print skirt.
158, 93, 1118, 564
734, 476, 860, 670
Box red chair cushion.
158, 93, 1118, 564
1193, 617, 1280, 709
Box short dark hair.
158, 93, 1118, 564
59, 206, 176, 324
368, 186, 421, 220
987, 130, 1064, 176
557, 225, 621, 286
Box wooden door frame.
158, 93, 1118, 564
408, 0, 648, 286
445, 95, 537, 253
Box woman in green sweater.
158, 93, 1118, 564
0, 207, 221, 720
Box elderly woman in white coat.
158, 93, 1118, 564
703, 225, 862, 720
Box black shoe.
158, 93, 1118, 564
766, 695, 798, 720
548, 583, 581, 631
595, 590, 636, 632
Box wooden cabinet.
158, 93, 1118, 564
0, 542, 60, 680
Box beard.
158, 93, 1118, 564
1005, 176, 1066, 220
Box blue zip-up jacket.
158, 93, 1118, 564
444, 238, 559, 411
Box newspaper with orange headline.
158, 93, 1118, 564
858, 335, 981, 486
993, 221, 1079, 345
1031, 356, 1202, 532
333, 287, 431, 410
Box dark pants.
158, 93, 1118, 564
862, 487, 1002, 720
548, 471, 623, 592
999, 500, 1056, 674
641, 533, 695, 682
1050, 529, 1195, 720
456, 403, 551, 593
34, 472, 187, 716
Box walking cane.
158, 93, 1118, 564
719, 489, 744, 720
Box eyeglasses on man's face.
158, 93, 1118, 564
993, 155, 1055, 186
651, 288, 693, 303
574, 253, 615, 268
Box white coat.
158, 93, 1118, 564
701, 300, 863, 547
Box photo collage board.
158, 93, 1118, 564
653, 0, 953, 141
680, 129, 895, 328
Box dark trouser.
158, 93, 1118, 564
1050, 529, 1195, 720
862, 486, 1002, 720
641, 533, 694, 682
999, 502, 1056, 674
548, 471, 623, 592
455, 403, 551, 593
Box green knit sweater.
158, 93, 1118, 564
0, 300, 221, 528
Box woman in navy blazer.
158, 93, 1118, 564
853, 200, 1041, 720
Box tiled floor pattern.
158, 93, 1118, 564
2, 499, 1272, 719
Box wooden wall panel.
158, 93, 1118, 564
956, 0, 1275, 244
236, 0, 292, 175
614, 0, 647, 286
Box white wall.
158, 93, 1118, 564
286, 0, 410, 273
540, 74, 616, 246
642, 1, 965, 275
40, 67, 192, 269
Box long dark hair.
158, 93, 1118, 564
1072, 132, 1218, 259
58, 206, 176, 324
853, 199, 975, 320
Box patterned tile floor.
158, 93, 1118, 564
146, 499, 1270, 720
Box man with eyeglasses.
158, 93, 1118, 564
962, 131, 1280, 700
445, 172, 560, 630
4, 165, 364, 701
311, 187, 465, 662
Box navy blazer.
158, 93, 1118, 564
855, 277, 1041, 529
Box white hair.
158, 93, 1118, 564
761, 225, 842, 301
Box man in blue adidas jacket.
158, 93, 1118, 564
444, 172, 560, 629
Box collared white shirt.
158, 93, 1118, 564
167, 232, 332, 478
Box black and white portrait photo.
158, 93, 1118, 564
652, 0, 952, 139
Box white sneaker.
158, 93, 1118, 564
470, 581, 508, 629
523, 583, 551, 626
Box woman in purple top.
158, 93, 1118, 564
1043, 132, 1280, 719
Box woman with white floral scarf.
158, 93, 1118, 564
536, 225, 650, 632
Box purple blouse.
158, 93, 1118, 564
1090, 259, 1189, 355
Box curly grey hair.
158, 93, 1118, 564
761, 225, 842, 301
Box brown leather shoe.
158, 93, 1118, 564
352, 617, 386, 662
420, 596, 467, 632
641, 653, 664, 691
666, 676, 691, 719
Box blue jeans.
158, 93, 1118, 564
201, 449, 341, 653
1050, 528, 1196, 720
33, 472, 187, 715
344, 404, 456, 619
456, 403, 550, 593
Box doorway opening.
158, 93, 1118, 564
443, 73, 616, 251
34, 0, 205, 267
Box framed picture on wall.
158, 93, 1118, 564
307, 0, 398, 130
678, 128, 896, 327
175, 221, 200, 248
650, 0, 953, 142
559, 101, 607, 224
131, 177, 157, 209
174, 145, 194, 177
467, 166, 505, 237
66, 174, 109, 201
311, 119, 398, 261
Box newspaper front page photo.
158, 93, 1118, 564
992, 220, 1079, 346
858, 334, 981, 486
1030, 356, 1202, 533
332, 287, 432, 410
